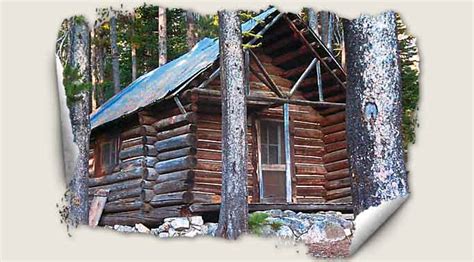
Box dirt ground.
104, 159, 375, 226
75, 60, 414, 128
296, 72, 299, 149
306, 238, 352, 258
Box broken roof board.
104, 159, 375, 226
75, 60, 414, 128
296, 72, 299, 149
90, 7, 278, 129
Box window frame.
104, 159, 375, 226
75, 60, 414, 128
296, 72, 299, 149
94, 133, 120, 178
256, 118, 288, 203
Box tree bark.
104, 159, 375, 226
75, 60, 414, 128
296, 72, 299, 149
131, 10, 137, 81
344, 11, 409, 216
158, 7, 167, 66
307, 8, 319, 36
186, 11, 198, 50
110, 12, 120, 93
216, 10, 248, 240
68, 17, 91, 225
90, 28, 98, 111
97, 46, 105, 105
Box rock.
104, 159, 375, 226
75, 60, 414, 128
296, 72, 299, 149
150, 228, 161, 236
168, 227, 177, 237
264, 209, 283, 217
299, 223, 325, 243
344, 228, 352, 237
158, 232, 169, 238
157, 222, 171, 233
204, 223, 218, 236
170, 217, 190, 230
283, 210, 296, 217
280, 217, 311, 236
188, 216, 204, 226
276, 225, 295, 239
323, 223, 346, 241
135, 223, 150, 233
113, 225, 136, 233
260, 225, 277, 237
183, 229, 199, 238
164, 217, 178, 223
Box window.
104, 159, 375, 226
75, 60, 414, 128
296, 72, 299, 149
259, 120, 286, 203
94, 135, 119, 177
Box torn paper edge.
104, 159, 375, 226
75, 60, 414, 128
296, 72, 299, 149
55, 55, 78, 185
350, 194, 409, 254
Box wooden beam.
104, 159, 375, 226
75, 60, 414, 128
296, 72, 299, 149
289, 58, 317, 97
249, 49, 285, 98
283, 14, 347, 89
190, 88, 344, 109
189, 203, 353, 213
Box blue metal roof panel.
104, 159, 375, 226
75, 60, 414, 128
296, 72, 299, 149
91, 7, 277, 129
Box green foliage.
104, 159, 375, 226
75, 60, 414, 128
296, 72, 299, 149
248, 212, 283, 235
248, 212, 269, 235
396, 13, 420, 152
62, 64, 91, 104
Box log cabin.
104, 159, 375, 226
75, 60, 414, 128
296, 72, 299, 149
88, 8, 352, 226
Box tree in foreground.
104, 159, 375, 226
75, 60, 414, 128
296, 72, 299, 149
216, 10, 249, 239
110, 10, 121, 93
343, 11, 409, 215
65, 16, 92, 225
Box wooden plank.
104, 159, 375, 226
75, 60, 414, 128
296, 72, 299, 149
295, 163, 327, 174
325, 159, 349, 172
150, 191, 194, 207
156, 169, 194, 184
153, 179, 192, 195
88, 189, 109, 227
325, 140, 347, 153
189, 203, 353, 213
156, 124, 196, 141
154, 134, 197, 153
323, 149, 348, 163
325, 177, 352, 190
325, 168, 350, 181
154, 156, 197, 174
157, 147, 196, 161
89, 167, 146, 187
323, 131, 346, 144
103, 198, 143, 213
321, 122, 346, 134
153, 112, 197, 132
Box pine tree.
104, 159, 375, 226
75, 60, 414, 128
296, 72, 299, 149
344, 12, 409, 215
216, 10, 249, 240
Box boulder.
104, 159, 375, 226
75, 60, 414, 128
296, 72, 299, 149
189, 216, 204, 226
276, 225, 295, 240
323, 223, 346, 241
113, 225, 137, 233
280, 217, 311, 236
157, 222, 171, 233
283, 210, 296, 217
170, 217, 190, 230
158, 232, 169, 238
135, 223, 150, 233
264, 209, 283, 217
204, 223, 218, 236
183, 229, 199, 238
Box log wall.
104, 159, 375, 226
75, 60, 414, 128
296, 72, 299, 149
193, 105, 254, 203
321, 109, 352, 204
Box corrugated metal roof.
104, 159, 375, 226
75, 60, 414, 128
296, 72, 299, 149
91, 7, 278, 129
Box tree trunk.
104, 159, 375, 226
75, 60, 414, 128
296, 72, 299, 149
320, 11, 329, 45
68, 17, 91, 225
186, 11, 198, 50
158, 7, 167, 66
110, 12, 120, 93
97, 47, 105, 105
131, 10, 137, 81
307, 8, 319, 36
216, 10, 248, 240
90, 28, 98, 111
343, 11, 409, 216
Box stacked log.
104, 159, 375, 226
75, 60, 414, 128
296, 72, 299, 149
145, 111, 198, 209
194, 108, 255, 202
321, 109, 352, 204
287, 105, 327, 203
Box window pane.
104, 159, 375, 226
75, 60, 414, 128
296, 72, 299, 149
269, 145, 279, 164
262, 170, 286, 202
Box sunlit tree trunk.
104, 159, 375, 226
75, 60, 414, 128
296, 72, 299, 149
158, 7, 167, 66
110, 12, 120, 93
131, 9, 137, 81
216, 10, 248, 240
307, 8, 319, 36
344, 11, 409, 215
186, 11, 198, 49
68, 16, 91, 225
